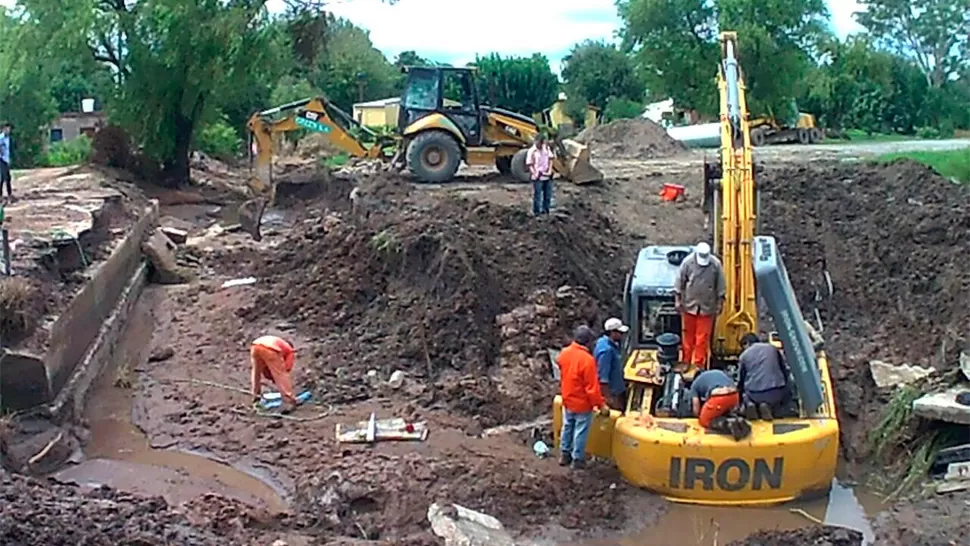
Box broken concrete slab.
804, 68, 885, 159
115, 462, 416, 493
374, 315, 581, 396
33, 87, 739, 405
869, 360, 935, 388
937, 462, 970, 494
142, 229, 185, 284
160, 226, 188, 244
428, 503, 517, 546
335, 416, 428, 443
913, 386, 970, 425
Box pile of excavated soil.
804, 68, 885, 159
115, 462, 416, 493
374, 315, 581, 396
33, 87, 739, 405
231, 174, 634, 427
729, 525, 863, 546
576, 118, 686, 159
759, 159, 970, 462
0, 473, 254, 545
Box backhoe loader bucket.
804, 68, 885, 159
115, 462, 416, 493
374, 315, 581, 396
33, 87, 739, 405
556, 138, 603, 185
238, 198, 267, 242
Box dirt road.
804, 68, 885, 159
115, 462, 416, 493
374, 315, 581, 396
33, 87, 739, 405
4, 130, 968, 545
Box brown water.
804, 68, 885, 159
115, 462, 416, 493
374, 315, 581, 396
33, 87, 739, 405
52, 287, 288, 514
565, 479, 882, 546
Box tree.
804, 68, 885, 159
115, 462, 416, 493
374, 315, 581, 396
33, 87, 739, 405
312, 17, 401, 112
561, 40, 644, 110
855, 0, 970, 88
394, 50, 430, 67
617, 0, 830, 117
471, 53, 558, 115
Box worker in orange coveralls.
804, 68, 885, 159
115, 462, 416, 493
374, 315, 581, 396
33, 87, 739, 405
250, 335, 300, 413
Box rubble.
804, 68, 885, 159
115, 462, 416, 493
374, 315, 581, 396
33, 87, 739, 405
868, 360, 935, 388
142, 229, 186, 284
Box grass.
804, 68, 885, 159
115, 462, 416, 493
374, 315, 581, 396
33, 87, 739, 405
322, 153, 350, 169
876, 148, 970, 183
823, 129, 914, 144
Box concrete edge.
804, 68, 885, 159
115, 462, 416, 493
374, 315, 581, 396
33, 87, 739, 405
47, 261, 150, 422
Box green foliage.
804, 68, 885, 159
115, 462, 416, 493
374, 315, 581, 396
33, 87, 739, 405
311, 17, 401, 112
271, 76, 321, 106
856, 0, 969, 88
472, 53, 559, 115
196, 118, 242, 160
42, 135, 91, 167
617, 0, 829, 118
562, 93, 591, 129
562, 40, 643, 109
603, 97, 644, 122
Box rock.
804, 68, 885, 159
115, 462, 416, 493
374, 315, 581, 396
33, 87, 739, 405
427, 503, 517, 546
149, 346, 175, 362
869, 360, 934, 388
142, 230, 186, 284
160, 226, 188, 244
388, 370, 405, 389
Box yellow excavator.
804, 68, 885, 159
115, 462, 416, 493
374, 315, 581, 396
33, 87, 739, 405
238, 66, 602, 239
552, 32, 839, 506
749, 111, 824, 146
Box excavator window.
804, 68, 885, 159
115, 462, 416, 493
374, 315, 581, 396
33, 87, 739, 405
636, 297, 681, 347
402, 69, 440, 111
441, 70, 477, 113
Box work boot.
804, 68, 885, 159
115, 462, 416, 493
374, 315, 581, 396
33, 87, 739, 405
727, 418, 752, 441
558, 453, 572, 467
707, 416, 733, 435
743, 401, 759, 420
570, 459, 587, 470
757, 403, 774, 421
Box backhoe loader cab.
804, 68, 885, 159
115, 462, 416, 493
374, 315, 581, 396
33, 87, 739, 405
396, 65, 603, 184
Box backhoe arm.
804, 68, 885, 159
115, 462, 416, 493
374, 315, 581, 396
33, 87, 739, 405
246, 97, 387, 199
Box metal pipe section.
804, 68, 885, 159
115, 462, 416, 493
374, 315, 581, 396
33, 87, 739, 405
723, 40, 742, 127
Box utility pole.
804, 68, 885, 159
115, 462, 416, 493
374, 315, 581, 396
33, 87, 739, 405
356, 72, 367, 103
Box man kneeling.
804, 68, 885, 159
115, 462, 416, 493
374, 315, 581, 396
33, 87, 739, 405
689, 369, 750, 440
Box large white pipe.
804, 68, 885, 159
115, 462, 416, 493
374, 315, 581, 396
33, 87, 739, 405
667, 123, 721, 148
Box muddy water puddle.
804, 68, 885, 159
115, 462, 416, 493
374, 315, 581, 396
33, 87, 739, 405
573, 480, 883, 545
52, 288, 288, 514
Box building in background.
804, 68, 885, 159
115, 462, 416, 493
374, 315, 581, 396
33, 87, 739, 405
352, 97, 401, 127
49, 111, 105, 143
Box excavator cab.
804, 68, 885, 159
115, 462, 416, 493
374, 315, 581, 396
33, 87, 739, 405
398, 67, 484, 146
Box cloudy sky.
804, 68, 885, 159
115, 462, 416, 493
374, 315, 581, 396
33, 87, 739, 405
313, 0, 866, 69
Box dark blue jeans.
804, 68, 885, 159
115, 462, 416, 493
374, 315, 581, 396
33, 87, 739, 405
532, 178, 552, 215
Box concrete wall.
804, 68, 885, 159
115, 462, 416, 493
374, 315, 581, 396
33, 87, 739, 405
50, 114, 105, 142
0, 202, 158, 415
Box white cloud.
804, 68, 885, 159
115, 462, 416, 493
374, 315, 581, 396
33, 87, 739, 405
828, 0, 865, 38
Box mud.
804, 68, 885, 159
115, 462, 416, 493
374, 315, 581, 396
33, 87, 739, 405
728, 526, 864, 546
576, 118, 686, 160
871, 489, 970, 545
759, 159, 970, 464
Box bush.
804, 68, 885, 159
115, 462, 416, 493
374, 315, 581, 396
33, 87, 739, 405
91, 125, 132, 168
42, 135, 92, 167
603, 97, 643, 122
196, 119, 242, 161
916, 126, 941, 139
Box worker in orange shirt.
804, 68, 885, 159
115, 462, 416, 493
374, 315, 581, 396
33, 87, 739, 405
250, 335, 300, 413
557, 325, 610, 470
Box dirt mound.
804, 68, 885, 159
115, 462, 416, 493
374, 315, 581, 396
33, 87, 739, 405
0, 473, 249, 545
759, 159, 970, 461
231, 175, 633, 427
576, 118, 686, 159
729, 525, 863, 546
0, 278, 46, 346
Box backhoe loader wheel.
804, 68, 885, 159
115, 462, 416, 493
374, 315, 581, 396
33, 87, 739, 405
510, 149, 531, 183
751, 128, 767, 147
797, 128, 812, 144
809, 127, 824, 144
495, 155, 512, 175
406, 131, 461, 183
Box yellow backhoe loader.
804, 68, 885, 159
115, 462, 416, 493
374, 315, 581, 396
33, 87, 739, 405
749, 112, 824, 146
238, 66, 602, 240
552, 32, 839, 506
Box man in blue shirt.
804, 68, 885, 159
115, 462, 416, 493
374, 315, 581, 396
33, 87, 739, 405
0, 123, 12, 200
594, 317, 629, 411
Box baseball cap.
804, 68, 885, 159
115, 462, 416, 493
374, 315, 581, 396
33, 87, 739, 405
604, 317, 629, 333
695, 241, 711, 266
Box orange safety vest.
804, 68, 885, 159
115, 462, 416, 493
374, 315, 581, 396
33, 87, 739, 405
252, 335, 295, 371
557, 342, 605, 413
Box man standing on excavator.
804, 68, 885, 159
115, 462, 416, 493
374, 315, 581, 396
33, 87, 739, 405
674, 242, 725, 371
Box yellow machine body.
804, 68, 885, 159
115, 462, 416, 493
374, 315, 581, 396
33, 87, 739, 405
550, 31, 838, 506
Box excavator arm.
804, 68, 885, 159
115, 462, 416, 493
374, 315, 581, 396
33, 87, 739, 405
240, 97, 395, 240
709, 31, 759, 358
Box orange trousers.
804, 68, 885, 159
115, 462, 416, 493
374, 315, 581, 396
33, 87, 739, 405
698, 391, 740, 428
250, 344, 296, 404
681, 312, 714, 367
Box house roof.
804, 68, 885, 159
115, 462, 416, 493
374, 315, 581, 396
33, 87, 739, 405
354, 97, 400, 108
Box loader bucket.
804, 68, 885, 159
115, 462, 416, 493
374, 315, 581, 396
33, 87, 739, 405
238, 198, 267, 241
557, 138, 604, 185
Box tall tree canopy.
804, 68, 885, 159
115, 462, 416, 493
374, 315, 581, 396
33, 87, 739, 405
471, 53, 559, 116
856, 0, 970, 88
561, 40, 644, 109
